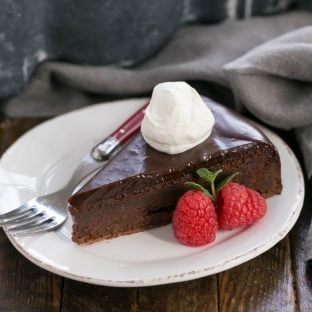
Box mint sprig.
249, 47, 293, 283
185, 168, 239, 201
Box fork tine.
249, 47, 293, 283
0, 201, 35, 220
6, 215, 52, 232
0, 208, 38, 226
11, 219, 60, 236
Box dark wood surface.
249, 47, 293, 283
0, 117, 311, 312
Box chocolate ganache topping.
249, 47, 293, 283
68, 97, 273, 206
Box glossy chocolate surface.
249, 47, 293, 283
68, 97, 273, 205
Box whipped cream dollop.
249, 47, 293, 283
141, 81, 215, 154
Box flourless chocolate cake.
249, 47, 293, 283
68, 97, 282, 244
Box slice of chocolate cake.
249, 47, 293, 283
68, 97, 282, 244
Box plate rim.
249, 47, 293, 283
0, 100, 305, 287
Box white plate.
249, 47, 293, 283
0, 98, 304, 287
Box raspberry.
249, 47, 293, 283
172, 168, 268, 246
172, 190, 217, 246
217, 182, 267, 230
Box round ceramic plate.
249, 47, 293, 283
0, 98, 304, 287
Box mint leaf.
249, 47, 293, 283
196, 168, 215, 183
216, 172, 239, 193
184, 182, 211, 197
196, 168, 222, 184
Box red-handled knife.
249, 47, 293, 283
91, 103, 148, 161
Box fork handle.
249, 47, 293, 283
91, 102, 148, 161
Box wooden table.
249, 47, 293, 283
1, 116, 312, 312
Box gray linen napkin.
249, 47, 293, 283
223, 25, 312, 261
224, 26, 312, 176
3, 11, 312, 117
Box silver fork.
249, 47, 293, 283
0, 143, 110, 236
0, 103, 147, 236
